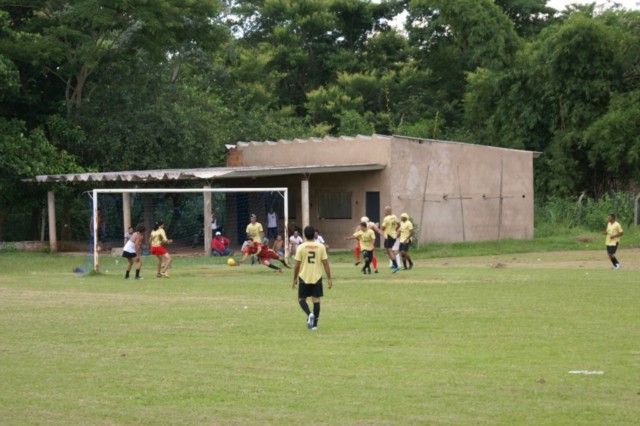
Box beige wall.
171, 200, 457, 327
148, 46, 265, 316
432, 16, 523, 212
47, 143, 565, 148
390, 138, 534, 244
227, 135, 535, 248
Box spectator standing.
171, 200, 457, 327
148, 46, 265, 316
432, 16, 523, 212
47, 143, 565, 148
245, 213, 263, 243
267, 207, 278, 243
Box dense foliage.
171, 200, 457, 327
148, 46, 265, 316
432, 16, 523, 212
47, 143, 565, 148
1, 1, 639, 240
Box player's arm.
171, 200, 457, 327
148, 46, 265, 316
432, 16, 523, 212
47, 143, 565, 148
292, 260, 302, 289
322, 259, 332, 289
405, 228, 413, 243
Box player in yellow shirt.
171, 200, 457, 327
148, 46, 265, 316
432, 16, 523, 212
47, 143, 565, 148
603, 213, 623, 270
245, 213, 263, 243
292, 226, 332, 331
398, 213, 414, 270
344, 221, 376, 274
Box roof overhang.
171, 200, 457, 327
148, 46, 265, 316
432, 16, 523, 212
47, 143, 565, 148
28, 163, 386, 184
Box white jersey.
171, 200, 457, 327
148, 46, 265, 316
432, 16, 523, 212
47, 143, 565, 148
123, 240, 136, 254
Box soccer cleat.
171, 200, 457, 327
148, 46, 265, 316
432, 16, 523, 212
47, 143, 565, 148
311, 326, 318, 331
161, 271, 169, 278
367, 269, 372, 274
277, 269, 283, 273
135, 276, 144, 280
391, 266, 399, 273
355, 260, 361, 266
374, 269, 379, 273
157, 273, 162, 278
409, 263, 414, 270
307, 313, 315, 329
614, 264, 621, 270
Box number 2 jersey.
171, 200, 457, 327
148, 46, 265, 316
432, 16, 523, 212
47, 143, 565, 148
294, 241, 328, 284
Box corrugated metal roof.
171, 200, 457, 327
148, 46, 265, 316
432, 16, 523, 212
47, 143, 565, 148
29, 163, 386, 183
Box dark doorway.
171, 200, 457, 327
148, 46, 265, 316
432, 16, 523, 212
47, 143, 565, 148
365, 192, 380, 224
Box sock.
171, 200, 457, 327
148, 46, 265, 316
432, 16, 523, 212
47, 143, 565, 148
267, 263, 280, 270
364, 260, 371, 272
392, 259, 398, 268
402, 259, 407, 269
125, 270, 130, 278
611, 257, 619, 266
299, 300, 311, 316
135, 269, 140, 278
372, 256, 378, 269
354, 247, 360, 261
313, 302, 320, 326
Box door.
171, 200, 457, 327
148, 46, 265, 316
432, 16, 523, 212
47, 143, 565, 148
365, 192, 380, 225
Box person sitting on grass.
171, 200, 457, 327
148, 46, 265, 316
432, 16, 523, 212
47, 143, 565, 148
211, 231, 234, 257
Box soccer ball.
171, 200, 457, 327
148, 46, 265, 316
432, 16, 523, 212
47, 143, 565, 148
227, 258, 236, 266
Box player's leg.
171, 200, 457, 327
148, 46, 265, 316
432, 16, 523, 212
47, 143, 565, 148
311, 296, 320, 328
125, 257, 133, 279
162, 253, 172, 276
372, 249, 378, 273
134, 256, 143, 279
298, 283, 315, 329
354, 241, 361, 265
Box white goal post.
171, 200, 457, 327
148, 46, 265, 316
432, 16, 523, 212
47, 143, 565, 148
91, 187, 289, 272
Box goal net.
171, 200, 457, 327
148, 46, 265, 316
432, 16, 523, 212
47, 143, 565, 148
89, 187, 289, 272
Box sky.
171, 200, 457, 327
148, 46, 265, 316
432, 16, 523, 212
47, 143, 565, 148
547, 0, 640, 10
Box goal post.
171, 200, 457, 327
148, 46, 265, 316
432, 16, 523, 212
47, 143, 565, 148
91, 187, 289, 272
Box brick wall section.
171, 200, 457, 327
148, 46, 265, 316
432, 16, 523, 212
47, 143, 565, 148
225, 147, 243, 166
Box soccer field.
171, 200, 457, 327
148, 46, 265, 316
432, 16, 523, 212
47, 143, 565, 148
0, 250, 638, 425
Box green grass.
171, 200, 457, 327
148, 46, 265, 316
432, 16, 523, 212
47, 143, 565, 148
1, 248, 639, 425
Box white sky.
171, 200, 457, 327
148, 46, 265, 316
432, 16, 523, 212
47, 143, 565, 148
547, 0, 640, 10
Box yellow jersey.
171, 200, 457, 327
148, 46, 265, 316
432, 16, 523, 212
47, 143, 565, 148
149, 229, 168, 247
354, 229, 376, 251
295, 241, 328, 284
246, 222, 263, 242
605, 221, 623, 246
399, 220, 413, 242
381, 214, 399, 238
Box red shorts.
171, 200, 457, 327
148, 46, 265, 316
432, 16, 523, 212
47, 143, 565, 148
150, 246, 168, 256
258, 250, 279, 262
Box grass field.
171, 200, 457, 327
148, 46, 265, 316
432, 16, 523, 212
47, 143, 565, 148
1, 247, 639, 425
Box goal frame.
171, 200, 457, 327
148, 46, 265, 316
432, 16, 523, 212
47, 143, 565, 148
91, 187, 289, 272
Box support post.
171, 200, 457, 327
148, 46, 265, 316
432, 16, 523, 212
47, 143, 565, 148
122, 193, 131, 239
204, 188, 212, 255
301, 178, 310, 229
47, 191, 57, 253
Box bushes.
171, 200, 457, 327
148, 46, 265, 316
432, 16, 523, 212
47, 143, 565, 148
536, 192, 637, 233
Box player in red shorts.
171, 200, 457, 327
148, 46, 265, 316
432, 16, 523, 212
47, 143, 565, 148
239, 238, 291, 272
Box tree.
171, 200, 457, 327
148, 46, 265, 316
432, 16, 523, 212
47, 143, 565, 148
0, 0, 225, 115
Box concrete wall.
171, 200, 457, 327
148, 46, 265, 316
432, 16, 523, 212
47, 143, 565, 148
238, 135, 392, 167
226, 134, 535, 248
390, 137, 534, 244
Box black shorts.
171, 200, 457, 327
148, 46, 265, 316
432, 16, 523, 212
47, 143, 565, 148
384, 237, 396, 249
122, 251, 137, 259
606, 244, 618, 255
361, 250, 373, 261
399, 242, 411, 252
298, 278, 324, 299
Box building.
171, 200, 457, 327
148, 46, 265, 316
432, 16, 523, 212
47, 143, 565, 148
224, 134, 537, 247
32, 134, 538, 253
